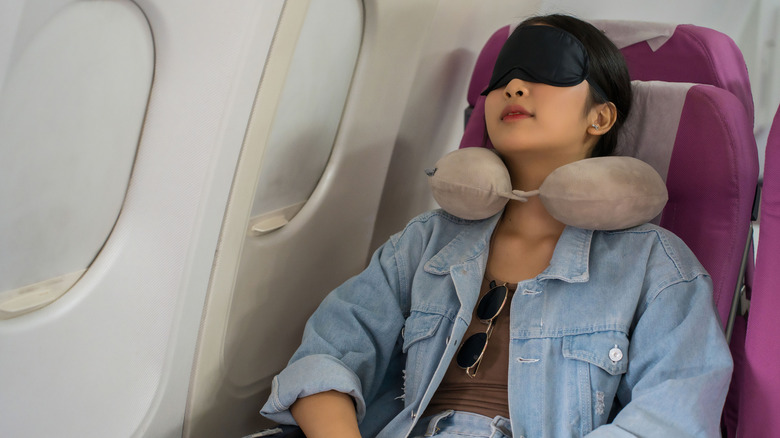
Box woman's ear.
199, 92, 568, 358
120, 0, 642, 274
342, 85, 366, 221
587, 102, 617, 136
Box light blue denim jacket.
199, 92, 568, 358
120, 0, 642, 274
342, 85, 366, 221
261, 210, 733, 437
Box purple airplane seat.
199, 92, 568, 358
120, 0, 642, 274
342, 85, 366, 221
737, 106, 780, 437
623, 81, 756, 331
461, 23, 758, 329
596, 20, 755, 125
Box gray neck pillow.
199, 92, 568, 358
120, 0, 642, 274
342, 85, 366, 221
426, 147, 668, 230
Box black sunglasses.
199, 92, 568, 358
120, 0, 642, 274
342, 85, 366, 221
456, 280, 509, 378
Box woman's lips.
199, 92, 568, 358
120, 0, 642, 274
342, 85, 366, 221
501, 105, 531, 121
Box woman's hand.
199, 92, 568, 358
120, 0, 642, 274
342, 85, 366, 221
290, 390, 362, 438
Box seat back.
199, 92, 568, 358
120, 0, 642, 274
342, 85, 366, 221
596, 21, 754, 124
619, 81, 758, 327
738, 106, 780, 437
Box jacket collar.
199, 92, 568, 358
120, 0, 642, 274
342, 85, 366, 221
538, 226, 592, 283
423, 213, 501, 275
423, 212, 594, 284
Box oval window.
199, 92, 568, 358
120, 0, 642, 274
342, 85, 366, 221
247, 0, 361, 235
0, 1, 154, 318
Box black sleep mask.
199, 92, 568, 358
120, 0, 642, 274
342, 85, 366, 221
481, 25, 607, 100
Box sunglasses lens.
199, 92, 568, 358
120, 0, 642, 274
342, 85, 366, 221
457, 332, 488, 368
476, 285, 508, 321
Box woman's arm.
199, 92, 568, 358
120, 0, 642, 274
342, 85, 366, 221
261, 233, 411, 429
290, 390, 361, 438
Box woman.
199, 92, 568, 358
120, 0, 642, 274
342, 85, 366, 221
261, 14, 732, 437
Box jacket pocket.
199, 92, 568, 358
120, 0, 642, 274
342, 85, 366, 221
402, 311, 444, 353
562, 330, 629, 434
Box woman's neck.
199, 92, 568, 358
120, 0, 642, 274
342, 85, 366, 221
488, 186, 566, 283
487, 197, 564, 283
497, 150, 577, 241
499, 197, 565, 241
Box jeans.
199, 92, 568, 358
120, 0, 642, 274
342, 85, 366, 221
410, 410, 513, 438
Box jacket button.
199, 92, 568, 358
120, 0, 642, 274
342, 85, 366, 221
609, 346, 623, 363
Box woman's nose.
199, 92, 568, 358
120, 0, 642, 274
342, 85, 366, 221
504, 78, 528, 98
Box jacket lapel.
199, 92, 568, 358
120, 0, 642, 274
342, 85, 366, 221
423, 213, 501, 322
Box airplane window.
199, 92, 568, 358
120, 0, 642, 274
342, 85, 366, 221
0, 1, 153, 318
247, 0, 361, 235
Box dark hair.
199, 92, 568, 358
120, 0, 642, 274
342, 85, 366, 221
518, 14, 632, 157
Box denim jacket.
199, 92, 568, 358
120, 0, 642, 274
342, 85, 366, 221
261, 210, 733, 437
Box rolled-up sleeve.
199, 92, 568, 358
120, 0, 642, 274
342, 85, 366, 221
261, 354, 366, 425
587, 274, 733, 437
260, 236, 409, 425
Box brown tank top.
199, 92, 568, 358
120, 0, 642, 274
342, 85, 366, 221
424, 277, 516, 419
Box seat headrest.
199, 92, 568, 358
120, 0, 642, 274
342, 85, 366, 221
463, 20, 754, 132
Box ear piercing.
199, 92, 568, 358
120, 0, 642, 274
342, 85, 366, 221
591, 124, 600, 130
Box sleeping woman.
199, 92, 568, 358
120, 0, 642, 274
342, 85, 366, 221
260, 14, 732, 438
